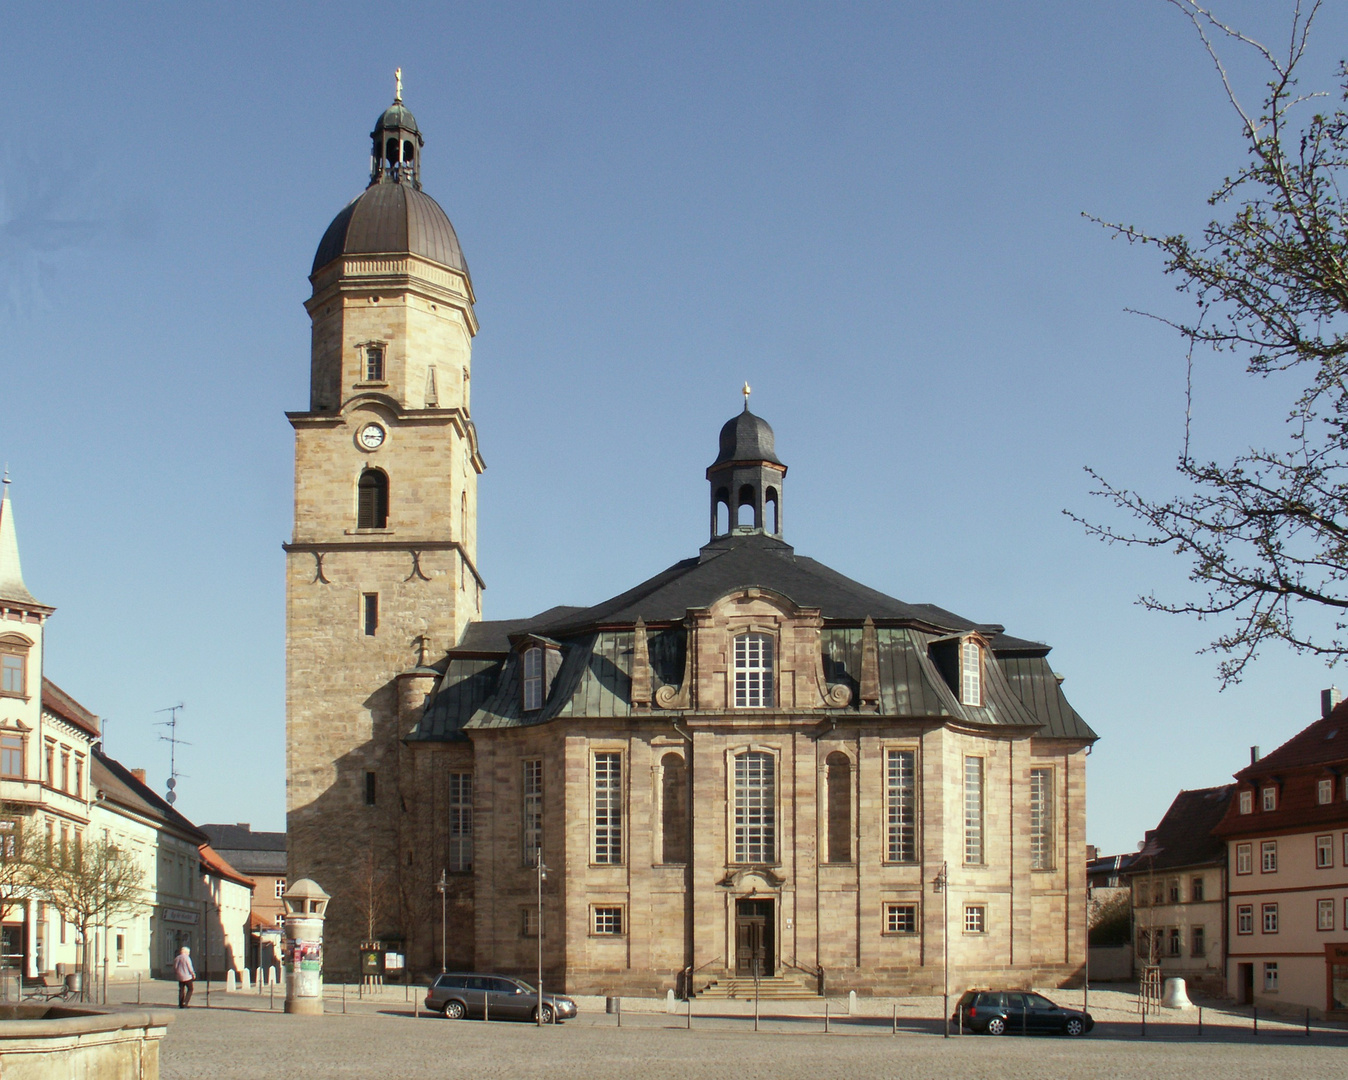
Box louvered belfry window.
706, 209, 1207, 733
734, 634, 774, 708
357, 469, 388, 529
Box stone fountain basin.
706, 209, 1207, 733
0, 1004, 174, 1080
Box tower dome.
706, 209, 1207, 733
311, 77, 470, 280
707, 388, 787, 541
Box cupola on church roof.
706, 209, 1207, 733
311, 71, 469, 279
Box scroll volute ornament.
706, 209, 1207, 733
655, 614, 698, 710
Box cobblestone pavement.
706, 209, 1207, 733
117, 980, 1346, 1080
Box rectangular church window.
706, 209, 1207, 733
449, 773, 473, 872
363, 593, 378, 636
522, 760, 543, 865
365, 345, 384, 382
734, 751, 775, 864
885, 749, 916, 863
592, 753, 622, 865
963, 757, 984, 865
1030, 768, 1053, 870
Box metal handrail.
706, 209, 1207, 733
680, 956, 726, 999
781, 958, 825, 995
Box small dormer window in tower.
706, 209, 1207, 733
523, 647, 544, 711
365, 345, 385, 382
959, 640, 982, 707
734, 633, 774, 708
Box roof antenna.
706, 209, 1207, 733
155, 703, 191, 804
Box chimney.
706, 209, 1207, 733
1086, 844, 1098, 863
236, 823, 251, 831
1250, 746, 1260, 766
131, 768, 146, 784
1322, 686, 1342, 719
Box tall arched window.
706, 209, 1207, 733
765, 488, 779, 535
826, 752, 852, 864
357, 469, 389, 529
661, 752, 688, 864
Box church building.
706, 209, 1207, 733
285, 85, 1097, 995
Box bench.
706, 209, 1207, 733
21, 973, 73, 1002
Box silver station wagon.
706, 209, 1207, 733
425, 973, 579, 1023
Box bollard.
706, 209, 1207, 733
227, 970, 237, 993
893, 1002, 898, 1035
1141, 1008, 1146, 1038
824, 1001, 830, 1034
1305, 1007, 1311, 1036
686, 994, 692, 1030
269, 980, 274, 1010
415, 991, 419, 1019
617, 997, 622, 1028
342, 983, 346, 1014
1253, 1006, 1258, 1036
484, 992, 489, 1023
754, 991, 759, 1033
1197, 1006, 1203, 1036
136, 974, 141, 1006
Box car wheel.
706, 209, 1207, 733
533, 1004, 555, 1024
1064, 1017, 1084, 1036
444, 1000, 466, 1020
985, 1017, 1006, 1036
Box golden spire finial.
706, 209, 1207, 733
395, 67, 403, 103
742, 381, 751, 410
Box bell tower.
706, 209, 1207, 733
707, 386, 787, 540
285, 77, 483, 964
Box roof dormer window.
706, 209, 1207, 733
1239, 789, 1253, 814
959, 639, 982, 707
523, 647, 544, 711
733, 633, 774, 708
1262, 786, 1277, 811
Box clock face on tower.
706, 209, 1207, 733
359, 423, 386, 450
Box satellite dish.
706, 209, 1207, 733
166, 791, 176, 804
166, 778, 176, 790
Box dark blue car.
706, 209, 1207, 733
952, 989, 1094, 1036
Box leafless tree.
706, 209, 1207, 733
1073, 1, 1348, 683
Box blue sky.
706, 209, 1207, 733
3, 1, 1344, 854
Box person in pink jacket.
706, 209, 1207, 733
174, 946, 196, 1008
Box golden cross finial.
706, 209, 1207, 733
742, 381, 751, 409
395, 67, 403, 103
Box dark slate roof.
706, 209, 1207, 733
422, 532, 1095, 741
713, 408, 783, 467
200, 824, 286, 853
313, 182, 469, 277
1131, 786, 1234, 872
537, 532, 1017, 637
93, 749, 208, 844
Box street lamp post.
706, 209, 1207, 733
436, 870, 448, 974
933, 860, 949, 1038
535, 853, 548, 1027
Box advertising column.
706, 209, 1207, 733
281, 878, 329, 1015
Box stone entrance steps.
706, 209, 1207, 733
694, 973, 820, 1000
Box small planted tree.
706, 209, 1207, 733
29, 834, 145, 1000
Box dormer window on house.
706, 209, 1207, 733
1319, 778, 1334, 805
1239, 789, 1252, 814
733, 633, 774, 708
1262, 786, 1277, 811
523, 647, 544, 711
364, 345, 385, 382
960, 640, 982, 707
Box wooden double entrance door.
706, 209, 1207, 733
735, 899, 775, 977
